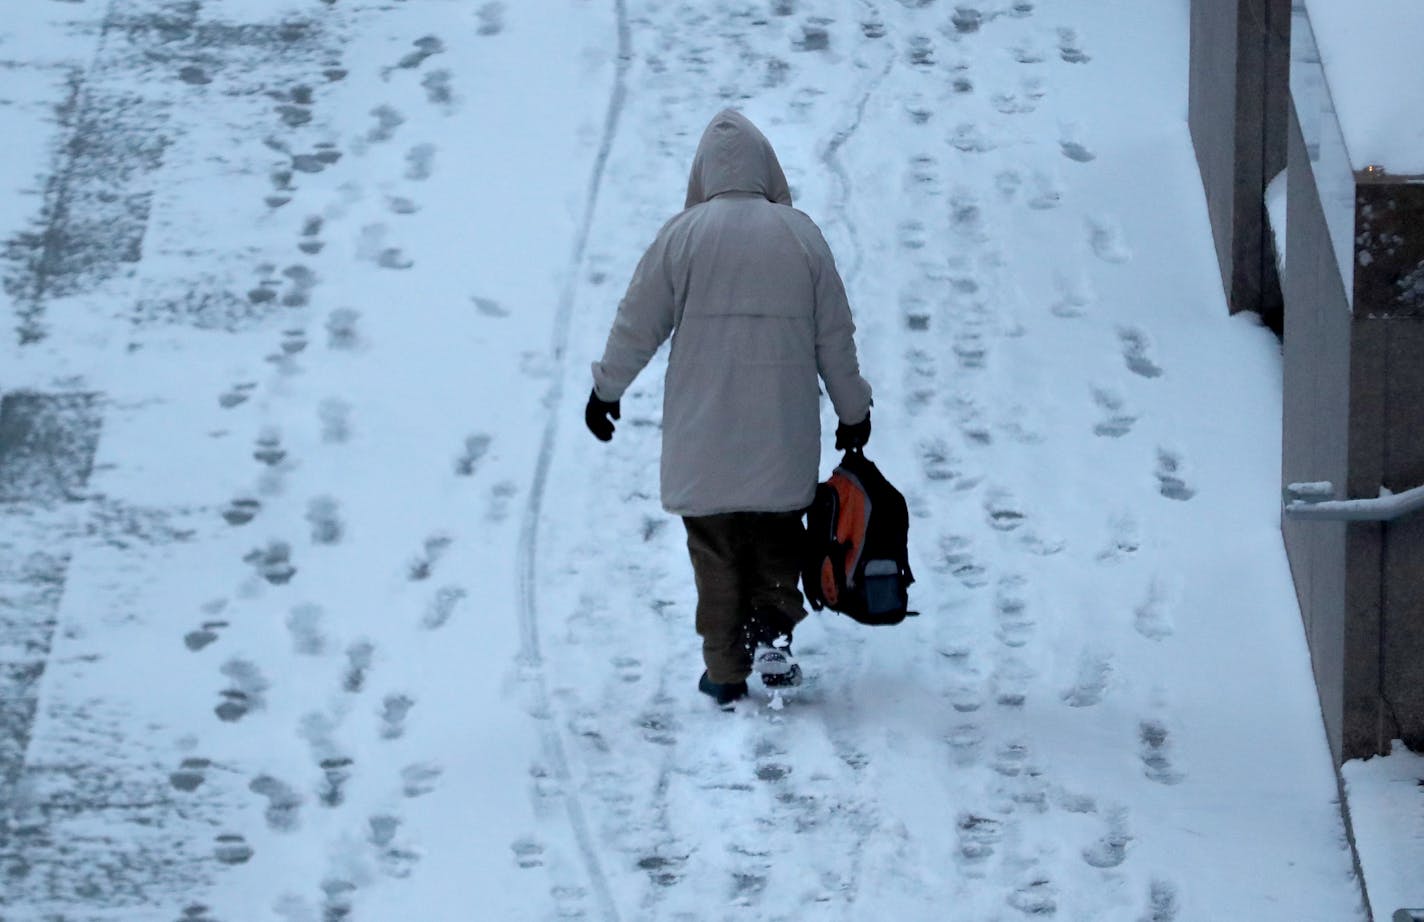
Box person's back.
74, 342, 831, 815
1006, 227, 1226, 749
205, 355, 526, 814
585, 109, 873, 706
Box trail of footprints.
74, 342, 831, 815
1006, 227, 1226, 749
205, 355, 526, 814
874, 6, 1189, 916
165, 19, 521, 910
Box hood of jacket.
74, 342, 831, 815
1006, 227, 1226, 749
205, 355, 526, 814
684, 109, 793, 209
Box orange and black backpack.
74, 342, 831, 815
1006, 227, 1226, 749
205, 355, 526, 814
802, 448, 916, 625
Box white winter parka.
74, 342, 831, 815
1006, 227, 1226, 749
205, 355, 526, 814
591, 109, 873, 517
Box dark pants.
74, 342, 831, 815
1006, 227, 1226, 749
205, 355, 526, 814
683, 511, 808, 684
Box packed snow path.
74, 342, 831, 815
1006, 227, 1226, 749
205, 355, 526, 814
0, 1, 1366, 920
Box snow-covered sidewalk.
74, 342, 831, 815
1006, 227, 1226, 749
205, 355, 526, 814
0, 1, 1367, 919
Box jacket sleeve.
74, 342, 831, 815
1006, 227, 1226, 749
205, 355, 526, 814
591, 230, 677, 402
807, 225, 873, 424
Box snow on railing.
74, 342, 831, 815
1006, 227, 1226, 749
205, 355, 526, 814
1393, 910, 1424, 922
1284, 481, 1424, 522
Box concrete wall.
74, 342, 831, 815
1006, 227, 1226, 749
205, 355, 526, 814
1282, 100, 1424, 761
1281, 102, 1354, 761
1352, 181, 1424, 754
1189, 0, 1291, 328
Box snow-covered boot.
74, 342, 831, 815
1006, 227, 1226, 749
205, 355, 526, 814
698, 671, 748, 708
753, 639, 802, 688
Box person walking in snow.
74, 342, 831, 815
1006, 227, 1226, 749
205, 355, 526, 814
585, 109, 873, 707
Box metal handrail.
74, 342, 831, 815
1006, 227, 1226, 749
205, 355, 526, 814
1393, 910, 1424, 922
1284, 481, 1424, 522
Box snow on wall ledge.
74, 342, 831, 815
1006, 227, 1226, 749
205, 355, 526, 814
1341, 741, 1424, 920
1303, 0, 1424, 175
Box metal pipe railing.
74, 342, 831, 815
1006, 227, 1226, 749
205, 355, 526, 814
1283, 481, 1424, 522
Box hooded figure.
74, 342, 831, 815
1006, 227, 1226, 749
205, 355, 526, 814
587, 110, 873, 704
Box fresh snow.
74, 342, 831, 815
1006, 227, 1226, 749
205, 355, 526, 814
1302, 0, 1424, 175
0, 1, 1373, 920
1342, 742, 1424, 920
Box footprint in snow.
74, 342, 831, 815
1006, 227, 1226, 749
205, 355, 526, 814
638, 708, 679, 747
184, 620, 228, 652
454, 433, 492, 476
1058, 27, 1091, 63
1139, 718, 1185, 785
1012, 40, 1047, 64
370, 814, 421, 878
422, 585, 467, 630
995, 574, 1034, 647
1060, 139, 1096, 163
170, 756, 212, 792
319, 756, 355, 807
214, 833, 254, 865
1092, 387, 1137, 437
1143, 879, 1181, 921
919, 437, 960, 483
985, 490, 1027, 532
1134, 577, 1176, 640
306, 495, 343, 544
365, 104, 405, 144
379, 693, 415, 740
935, 534, 989, 588
1051, 273, 1095, 318
250, 774, 303, 831
325, 307, 361, 349
280, 328, 308, 357
1028, 170, 1063, 210
1008, 873, 1058, 915
638, 853, 687, 888
947, 723, 983, 767
1088, 216, 1132, 263
511, 837, 545, 869
216, 659, 269, 721
477, 1, 506, 36
992, 655, 1033, 708
951, 122, 996, 153
218, 382, 257, 409
253, 428, 286, 466
898, 218, 927, 250
1082, 805, 1131, 868
955, 812, 1003, 873
321, 879, 357, 921
472, 296, 508, 317
245, 541, 296, 584
952, 6, 984, 33
318, 399, 351, 444
287, 603, 327, 654
344, 640, 374, 692
402, 761, 442, 797
792, 22, 830, 52
408, 533, 453, 581
1155, 449, 1196, 500
300, 215, 325, 255
903, 92, 932, 124
390, 35, 444, 73
406, 143, 436, 181
905, 154, 942, 196
1119, 326, 1164, 378
1061, 651, 1111, 707
1098, 512, 1141, 562
907, 34, 935, 68
487, 480, 518, 522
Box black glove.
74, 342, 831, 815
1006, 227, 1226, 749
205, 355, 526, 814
585, 388, 620, 442
835, 412, 871, 451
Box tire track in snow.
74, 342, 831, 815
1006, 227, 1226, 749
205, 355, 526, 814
819, 0, 895, 289
515, 2, 631, 920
